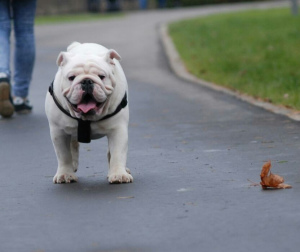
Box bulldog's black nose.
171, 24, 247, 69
81, 79, 94, 94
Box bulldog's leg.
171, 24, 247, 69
107, 151, 131, 175
107, 126, 133, 184
51, 130, 78, 183
71, 138, 79, 172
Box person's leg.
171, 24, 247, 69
12, 0, 36, 99
0, 0, 14, 117
0, 0, 11, 77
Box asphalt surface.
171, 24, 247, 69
1, 1, 299, 252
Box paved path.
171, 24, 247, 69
1, 1, 299, 251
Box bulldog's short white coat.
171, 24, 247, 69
45, 42, 132, 184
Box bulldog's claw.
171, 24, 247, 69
108, 169, 133, 184
53, 172, 78, 184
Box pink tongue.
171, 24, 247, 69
77, 100, 97, 113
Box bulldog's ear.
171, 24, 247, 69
56, 52, 68, 66
67, 41, 81, 51
106, 49, 121, 65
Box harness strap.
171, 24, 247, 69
48, 81, 128, 143
48, 82, 78, 121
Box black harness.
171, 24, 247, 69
48, 81, 127, 143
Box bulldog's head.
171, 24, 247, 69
56, 44, 121, 120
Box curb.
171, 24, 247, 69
159, 21, 300, 122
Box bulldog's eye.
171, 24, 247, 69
68, 76, 76, 81
99, 75, 105, 80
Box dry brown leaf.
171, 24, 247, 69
276, 183, 292, 189
261, 172, 284, 187
260, 160, 292, 189
260, 160, 271, 178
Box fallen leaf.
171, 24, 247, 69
278, 160, 288, 164
260, 160, 292, 189
260, 160, 271, 178
261, 172, 284, 187
276, 183, 292, 189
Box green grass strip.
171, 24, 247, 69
169, 8, 300, 109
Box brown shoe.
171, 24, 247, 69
0, 78, 14, 118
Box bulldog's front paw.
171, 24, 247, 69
53, 171, 78, 184
108, 168, 133, 184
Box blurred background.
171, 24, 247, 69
36, 0, 275, 14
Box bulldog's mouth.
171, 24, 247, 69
70, 93, 106, 115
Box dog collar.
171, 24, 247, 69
48, 81, 128, 143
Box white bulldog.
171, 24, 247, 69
45, 42, 133, 184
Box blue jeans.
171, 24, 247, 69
0, 0, 36, 98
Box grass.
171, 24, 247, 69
35, 13, 124, 25
169, 8, 300, 110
